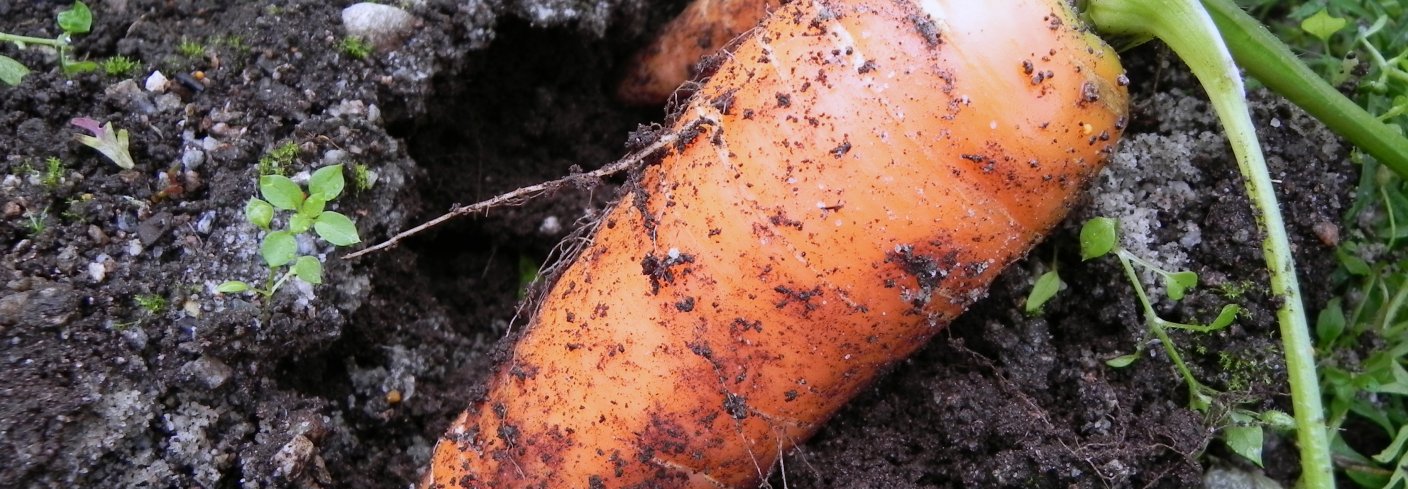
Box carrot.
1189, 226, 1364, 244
617, 0, 784, 106
423, 0, 1128, 486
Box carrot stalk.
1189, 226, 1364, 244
1199, 0, 1408, 179
1084, 0, 1334, 486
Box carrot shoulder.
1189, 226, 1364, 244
424, 0, 1128, 487
617, 0, 784, 105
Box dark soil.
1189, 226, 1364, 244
0, 1, 1352, 487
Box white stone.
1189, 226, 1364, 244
342, 3, 417, 52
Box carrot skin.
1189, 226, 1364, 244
426, 0, 1128, 487
617, 0, 786, 106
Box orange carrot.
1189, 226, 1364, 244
424, 0, 1128, 486
617, 0, 784, 106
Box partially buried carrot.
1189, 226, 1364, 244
617, 0, 786, 106
424, 0, 1128, 486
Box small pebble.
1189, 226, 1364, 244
342, 3, 417, 51
145, 70, 168, 92
88, 261, 106, 283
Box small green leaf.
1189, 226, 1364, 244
289, 213, 314, 234
1224, 424, 1264, 467
57, 1, 93, 35
300, 195, 326, 218
1080, 217, 1118, 261
1164, 271, 1198, 300
1316, 298, 1345, 346
260, 175, 305, 210
309, 164, 345, 201
61, 59, 97, 75
1258, 410, 1296, 432
1106, 351, 1140, 368
245, 198, 274, 230
1209, 304, 1241, 329
0, 55, 30, 86
216, 281, 250, 294
293, 256, 323, 285
1300, 9, 1346, 43
1336, 248, 1370, 275
260, 231, 298, 267
313, 211, 360, 246
1025, 270, 1062, 314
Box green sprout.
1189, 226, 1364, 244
1024, 251, 1063, 315
42, 156, 64, 187
71, 118, 135, 170
133, 294, 167, 315
218, 165, 361, 298
24, 207, 49, 236
177, 38, 206, 59
0, 1, 97, 85
339, 36, 372, 60
100, 55, 139, 76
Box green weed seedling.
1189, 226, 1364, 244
339, 36, 372, 60
134, 293, 166, 315
1023, 251, 1063, 315
177, 38, 206, 59
41, 156, 64, 187
218, 164, 361, 298
100, 56, 139, 77
0, 1, 97, 85
71, 117, 135, 170
1079, 216, 1288, 465
24, 206, 49, 236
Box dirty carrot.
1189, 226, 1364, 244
617, 0, 784, 106
423, 0, 1127, 486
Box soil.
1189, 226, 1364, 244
0, 1, 1354, 488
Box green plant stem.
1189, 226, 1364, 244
1116, 251, 1212, 410
1200, 0, 1408, 178
1086, 0, 1333, 486
0, 32, 65, 48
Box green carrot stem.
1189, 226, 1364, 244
1201, 0, 1408, 178
1085, 0, 1333, 486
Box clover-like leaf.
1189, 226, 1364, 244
245, 198, 274, 230
57, 1, 93, 35
216, 281, 251, 294
0, 55, 30, 86
1080, 217, 1118, 261
293, 256, 323, 285
309, 164, 345, 201
1300, 9, 1346, 43
259, 175, 304, 210
1025, 270, 1062, 314
1224, 424, 1264, 467
1165, 271, 1198, 300
1209, 304, 1241, 330
260, 231, 298, 267
1316, 298, 1346, 346
313, 211, 360, 246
